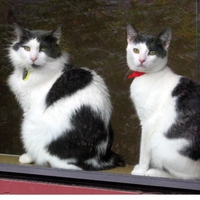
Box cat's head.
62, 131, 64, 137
126, 24, 171, 74
9, 24, 63, 71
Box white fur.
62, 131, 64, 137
126, 43, 167, 73
8, 39, 112, 169
127, 42, 200, 179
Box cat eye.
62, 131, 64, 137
40, 47, 47, 52
149, 50, 156, 55
133, 48, 139, 54
23, 46, 30, 51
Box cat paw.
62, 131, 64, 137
19, 153, 33, 164
145, 168, 173, 178
131, 164, 147, 176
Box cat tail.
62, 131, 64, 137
80, 150, 125, 171
99, 150, 125, 170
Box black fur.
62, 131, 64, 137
47, 105, 124, 170
166, 77, 200, 160
134, 35, 167, 58
13, 26, 61, 59
37, 33, 61, 58
126, 24, 168, 58
46, 64, 124, 170
46, 64, 93, 107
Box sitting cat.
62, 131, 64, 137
126, 24, 200, 179
7, 24, 124, 170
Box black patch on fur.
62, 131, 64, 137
47, 105, 124, 170
134, 35, 167, 58
37, 33, 61, 58
166, 77, 200, 160
12, 30, 61, 58
46, 64, 93, 108
13, 36, 30, 51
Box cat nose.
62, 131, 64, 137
139, 59, 145, 64
31, 57, 38, 63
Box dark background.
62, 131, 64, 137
0, 0, 199, 166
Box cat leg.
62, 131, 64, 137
131, 164, 149, 176
145, 168, 175, 178
19, 153, 34, 164
131, 125, 153, 176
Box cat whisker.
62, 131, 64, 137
117, 57, 133, 81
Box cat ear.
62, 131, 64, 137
157, 28, 172, 50
13, 23, 30, 41
51, 26, 61, 44
126, 24, 138, 44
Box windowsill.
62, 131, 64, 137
0, 154, 200, 194
0, 154, 132, 174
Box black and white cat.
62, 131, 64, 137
7, 24, 124, 170
126, 24, 200, 179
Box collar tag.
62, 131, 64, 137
128, 71, 145, 79
22, 69, 30, 81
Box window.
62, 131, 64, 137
0, 0, 199, 194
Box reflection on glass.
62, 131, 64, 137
0, 0, 198, 167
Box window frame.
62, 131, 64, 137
0, 0, 199, 195
0, 162, 200, 194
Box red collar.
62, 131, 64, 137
128, 71, 145, 79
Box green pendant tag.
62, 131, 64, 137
22, 69, 30, 81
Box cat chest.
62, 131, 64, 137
130, 77, 177, 121
130, 79, 160, 110
9, 69, 63, 110
17, 80, 51, 112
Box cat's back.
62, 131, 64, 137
168, 77, 200, 140
172, 76, 200, 105
46, 64, 111, 115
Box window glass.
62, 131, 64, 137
0, 0, 198, 167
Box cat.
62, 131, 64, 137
126, 24, 200, 179
7, 24, 124, 170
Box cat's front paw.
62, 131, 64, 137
131, 164, 147, 176
19, 153, 33, 164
